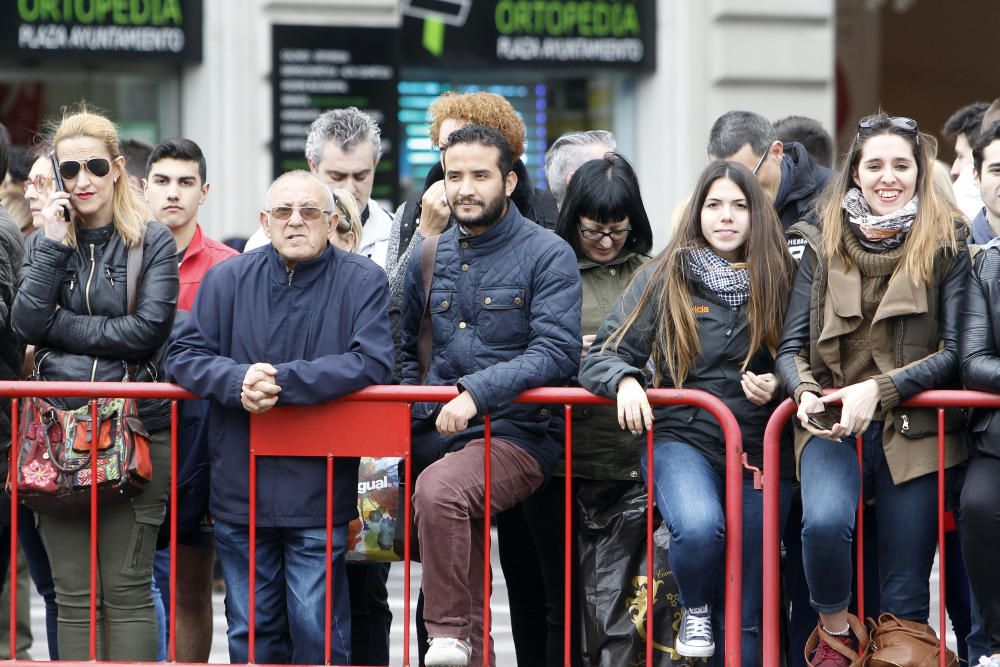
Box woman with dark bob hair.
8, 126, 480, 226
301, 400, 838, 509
581, 160, 796, 662
518, 152, 653, 666
554, 152, 652, 487
776, 112, 968, 666
11, 108, 178, 660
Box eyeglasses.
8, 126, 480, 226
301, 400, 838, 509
752, 141, 775, 175
267, 206, 331, 222
578, 224, 631, 242
856, 115, 920, 145
58, 158, 111, 180
23, 175, 52, 193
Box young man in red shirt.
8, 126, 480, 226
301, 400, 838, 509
145, 138, 236, 662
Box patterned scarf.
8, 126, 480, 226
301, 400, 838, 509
686, 247, 750, 308
842, 187, 918, 252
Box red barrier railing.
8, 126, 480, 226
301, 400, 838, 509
1, 382, 745, 666
762, 390, 1000, 667
1, 381, 194, 663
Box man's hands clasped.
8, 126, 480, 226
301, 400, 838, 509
242, 363, 281, 414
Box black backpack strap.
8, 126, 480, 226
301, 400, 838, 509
417, 235, 440, 381
397, 196, 421, 260
532, 188, 560, 231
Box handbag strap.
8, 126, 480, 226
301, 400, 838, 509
123, 233, 145, 381
126, 234, 144, 315
417, 234, 440, 381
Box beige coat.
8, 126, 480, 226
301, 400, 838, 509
784, 221, 969, 485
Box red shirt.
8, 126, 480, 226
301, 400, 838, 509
178, 224, 238, 311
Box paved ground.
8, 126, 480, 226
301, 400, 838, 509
19, 537, 958, 664
22, 528, 517, 664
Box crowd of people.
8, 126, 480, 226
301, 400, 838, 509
0, 91, 999, 667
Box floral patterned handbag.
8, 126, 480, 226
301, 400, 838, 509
10, 396, 152, 513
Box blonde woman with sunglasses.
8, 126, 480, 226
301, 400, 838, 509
11, 108, 179, 660
330, 188, 364, 253
776, 113, 968, 665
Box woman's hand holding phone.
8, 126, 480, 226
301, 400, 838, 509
797, 391, 839, 438
41, 190, 73, 243
819, 379, 879, 438
797, 378, 880, 440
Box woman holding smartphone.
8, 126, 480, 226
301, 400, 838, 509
11, 108, 178, 660
775, 112, 968, 666
580, 160, 795, 662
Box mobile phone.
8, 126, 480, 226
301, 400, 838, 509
49, 151, 70, 222
807, 405, 843, 431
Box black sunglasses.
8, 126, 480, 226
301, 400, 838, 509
58, 158, 112, 180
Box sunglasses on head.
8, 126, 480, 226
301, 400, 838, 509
856, 115, 920, 145
58, 158, 112, 180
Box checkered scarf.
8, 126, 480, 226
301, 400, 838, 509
686, 247, 750, 308
842, 187, 918, 252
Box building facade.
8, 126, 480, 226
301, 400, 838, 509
2, 0, 842, 246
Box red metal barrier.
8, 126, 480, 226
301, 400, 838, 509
762, 390, 1000, 667
0, 381, 194, 663
1, 382, 744, 666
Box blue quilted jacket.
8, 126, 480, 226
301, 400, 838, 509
400, 202, 582, 477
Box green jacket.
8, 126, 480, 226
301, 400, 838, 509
563, 251, 648, 480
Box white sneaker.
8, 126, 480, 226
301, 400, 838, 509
426, 637, 472, 667
978, 657, 1000, 667
675, 604, 715, 657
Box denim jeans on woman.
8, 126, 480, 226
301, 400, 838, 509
641, 439, 792, 667
799, 422, 938, 621
213, 520, 350, 665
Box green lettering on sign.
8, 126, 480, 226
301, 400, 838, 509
16, 0, 184, 25
495, 1, 642, 38
18, 0, 38, 21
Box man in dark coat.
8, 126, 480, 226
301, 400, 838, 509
400, 124, 581, 667
708, 110, 832, 262
166, 170, 393, 665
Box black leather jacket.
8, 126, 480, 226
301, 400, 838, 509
961, 245, 1000, 457
580, 266, 794, 478
12, 222, 179, 430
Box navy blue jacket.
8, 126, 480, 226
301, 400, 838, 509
971, 207, 996, 246
400, 202, 582, 477
166, 244, 393, 527
776, 142, 832, 230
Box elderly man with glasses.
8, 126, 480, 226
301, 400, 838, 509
166, 169, 393, 665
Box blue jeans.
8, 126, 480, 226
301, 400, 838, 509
152, 574, 166, 661
641, 440, 791, 666
800, 423, 938, 620
17, 508, 58, 659
214, 520, 350, 665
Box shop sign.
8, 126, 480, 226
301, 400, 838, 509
401, 0, 656, 71
271, 24, 400, 207
0, 0, 203, 63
